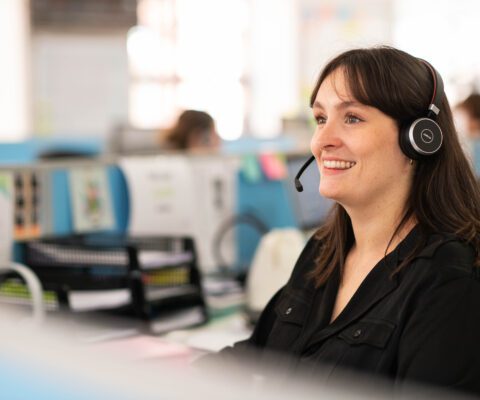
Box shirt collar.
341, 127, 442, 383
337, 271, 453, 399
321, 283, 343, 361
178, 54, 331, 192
382, 224, 421, 271
384, 224, 462, 271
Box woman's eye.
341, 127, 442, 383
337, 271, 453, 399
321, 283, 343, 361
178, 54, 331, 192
345, 114, 362, 124
315, 116, 326, 125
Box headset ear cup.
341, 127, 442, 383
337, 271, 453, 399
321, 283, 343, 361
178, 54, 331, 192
399, 122, 421, 160
399, 118, 443, 160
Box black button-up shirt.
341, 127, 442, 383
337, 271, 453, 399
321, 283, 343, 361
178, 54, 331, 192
210, 227, 480, 396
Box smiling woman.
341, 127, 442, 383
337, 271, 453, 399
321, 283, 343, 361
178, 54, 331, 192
200, 46, 480, 397
311, 70, 410, 212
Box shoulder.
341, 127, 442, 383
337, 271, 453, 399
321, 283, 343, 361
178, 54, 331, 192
408, 232, 477, 283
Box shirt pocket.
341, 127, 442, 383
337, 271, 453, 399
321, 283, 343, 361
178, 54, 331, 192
266, 294, 310, 351
338, 318, 396, 348
334, 318, 396, 374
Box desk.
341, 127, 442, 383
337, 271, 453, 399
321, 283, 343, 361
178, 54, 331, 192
162, 311, 252, 352
0, 308, 253, 400
82, 311, 252, 368
1, 268, 251, 365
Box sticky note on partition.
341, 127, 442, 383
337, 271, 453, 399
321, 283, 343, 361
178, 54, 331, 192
259, 153, 288, 180
241, 154, 262, 183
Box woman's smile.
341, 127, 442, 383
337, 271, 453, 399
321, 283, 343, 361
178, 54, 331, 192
321, 158, 357, 175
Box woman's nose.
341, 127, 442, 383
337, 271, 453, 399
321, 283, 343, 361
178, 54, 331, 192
311, 121, 342, 154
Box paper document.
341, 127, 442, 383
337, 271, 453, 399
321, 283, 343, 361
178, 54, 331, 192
68, 288, 131, 312
119, 155, 196, 236
91, 335, 191, 361
145, 285, 199, 302
69, 166, 115, 232
149, 306, 205, 334
119, 155, 237, 273
138, 250, 193, 269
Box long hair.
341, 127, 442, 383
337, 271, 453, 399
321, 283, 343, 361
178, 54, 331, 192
165, 110, 214, 150
309, 46, 480, 287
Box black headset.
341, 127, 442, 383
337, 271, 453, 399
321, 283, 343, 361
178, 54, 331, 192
398, 59, 444, 160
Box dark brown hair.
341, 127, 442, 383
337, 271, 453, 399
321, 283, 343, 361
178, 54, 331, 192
165, 110, 214, 150
309, 46, 480, 287
458, 93, 480, 120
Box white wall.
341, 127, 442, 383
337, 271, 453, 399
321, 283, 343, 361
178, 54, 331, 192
298, 0, 394, 109
0, 0, 31, 141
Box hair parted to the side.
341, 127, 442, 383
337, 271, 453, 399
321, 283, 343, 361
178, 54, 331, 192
309, 46, 480, 287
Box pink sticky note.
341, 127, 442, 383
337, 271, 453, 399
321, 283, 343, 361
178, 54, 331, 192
259, 153, 288, 180
91, 335, 191, 361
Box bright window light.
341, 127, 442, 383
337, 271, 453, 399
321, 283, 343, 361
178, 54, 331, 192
129, 82, 176, 129
176, 0, 247, 80
177, 80, 244, 140
129, 0, 248, 139
127, 26, 175, 78
0, 0, 30, 141
393, 0, 480, 104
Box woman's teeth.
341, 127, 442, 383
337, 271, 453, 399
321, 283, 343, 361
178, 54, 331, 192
323, 160, 356, 169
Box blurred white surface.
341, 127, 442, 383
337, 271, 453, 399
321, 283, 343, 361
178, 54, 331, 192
0, 306, 469, 400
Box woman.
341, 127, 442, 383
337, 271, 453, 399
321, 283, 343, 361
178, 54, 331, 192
162, 109, 220, 151
207, 47, 480, 395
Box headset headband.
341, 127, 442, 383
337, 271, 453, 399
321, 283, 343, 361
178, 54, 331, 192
418, 59, 444, 119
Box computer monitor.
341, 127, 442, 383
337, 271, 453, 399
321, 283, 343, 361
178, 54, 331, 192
285, 155, 334, 230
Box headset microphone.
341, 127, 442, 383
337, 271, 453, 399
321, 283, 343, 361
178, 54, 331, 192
294, 155, 315, 192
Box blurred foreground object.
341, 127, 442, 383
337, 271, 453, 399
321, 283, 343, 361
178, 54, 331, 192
2, 305, 467, 400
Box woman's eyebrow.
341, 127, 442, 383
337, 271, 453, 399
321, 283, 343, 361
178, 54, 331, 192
312, 100, 365, 110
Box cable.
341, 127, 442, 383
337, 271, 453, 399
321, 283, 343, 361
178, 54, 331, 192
212, 212, 269, 274
0, 262, 45, 324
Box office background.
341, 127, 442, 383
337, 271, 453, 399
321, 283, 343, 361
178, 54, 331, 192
0, 1, 479, 398
2, 0, 480, 143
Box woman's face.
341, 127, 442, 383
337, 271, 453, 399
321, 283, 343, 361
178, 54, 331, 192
310, 68, 413, 210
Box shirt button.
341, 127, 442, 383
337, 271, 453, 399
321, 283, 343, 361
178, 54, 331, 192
353, 329, 362, 338
285, 307, 292, 315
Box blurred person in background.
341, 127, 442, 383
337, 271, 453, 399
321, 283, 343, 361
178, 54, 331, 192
201, 47, 480, 397
161, 109, 220, 151
455, 93, 480, 162
456, 93, 480, 139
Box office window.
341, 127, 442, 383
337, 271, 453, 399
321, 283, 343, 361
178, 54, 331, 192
0, 0, 30, 141
393, 0, 480, 103
129, 0, 249, 140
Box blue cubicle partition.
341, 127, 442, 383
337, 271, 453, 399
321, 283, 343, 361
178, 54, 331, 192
222, 135, 296, 155
235, 172, 298, 272
0, 137, 129, 235
0, 138, 130, 264
3, 136, 305, 272
0, 137, 103, 165
12, 165, 129, 263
